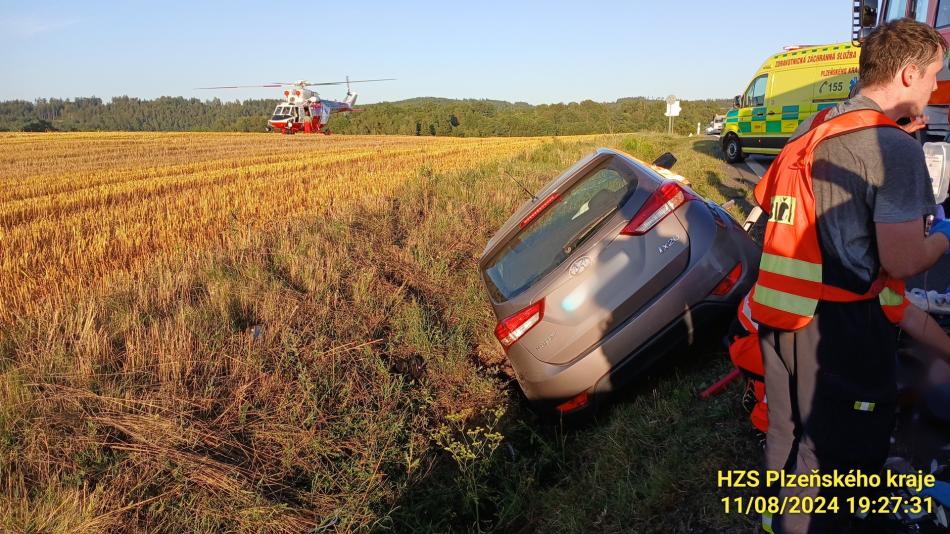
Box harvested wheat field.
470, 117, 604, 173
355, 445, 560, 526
0, 133, 557, 319
0, 132, 759, 533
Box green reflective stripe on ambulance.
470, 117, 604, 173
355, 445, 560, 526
762, 512, 775, 533
759, 252, 823, 283
853, 401, 876, 412
752, 285, 818, 317
879, 286, 904, 306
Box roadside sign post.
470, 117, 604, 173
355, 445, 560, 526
664, 95, 681, 134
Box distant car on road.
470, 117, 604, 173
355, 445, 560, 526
706, 115, 725, 135
478, 148, 761, 417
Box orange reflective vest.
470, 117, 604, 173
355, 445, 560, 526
749, 108, 909, 331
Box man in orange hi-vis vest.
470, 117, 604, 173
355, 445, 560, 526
751, 19, 950, 534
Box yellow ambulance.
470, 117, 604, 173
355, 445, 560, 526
722, 43, 860, 163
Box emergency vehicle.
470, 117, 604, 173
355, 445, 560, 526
705, 115, 725, 135
266, 83, 352, 134
854, 0, 950, 141
722, 43, 860, 163
197, 78, 393, 134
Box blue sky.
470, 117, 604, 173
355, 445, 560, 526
0, 0, 855, 104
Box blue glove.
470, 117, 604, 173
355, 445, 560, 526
930, 218, 950, 255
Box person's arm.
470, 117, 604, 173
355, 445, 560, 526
876, 220, 948, 279
900, 115, 929, 134
899, 304, 950, 362
874, 131, 948, 278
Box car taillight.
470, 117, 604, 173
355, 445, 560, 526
556, 390, 589, 413
494, 300, 544, 350
620, 181, 697, 236
711, 262, 743, 296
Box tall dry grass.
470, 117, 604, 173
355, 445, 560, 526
1, 132, 758, 532
0, 133, 629, 532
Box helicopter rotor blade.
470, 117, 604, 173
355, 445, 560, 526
303, 78, 395, 86
195, 84, 285, 89
196, 79, 394, 89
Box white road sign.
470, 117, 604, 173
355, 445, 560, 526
664, 100, 681, 117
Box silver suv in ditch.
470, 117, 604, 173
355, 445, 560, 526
479, 148, 760, 415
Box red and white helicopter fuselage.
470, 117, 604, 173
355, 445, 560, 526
197, 77, 392, 135
268, 83, 357, 135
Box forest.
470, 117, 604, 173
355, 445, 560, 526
1, 96, 731, 136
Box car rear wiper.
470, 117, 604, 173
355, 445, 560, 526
562, 209, 616, 255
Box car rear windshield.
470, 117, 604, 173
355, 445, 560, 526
483, 156, 640, 301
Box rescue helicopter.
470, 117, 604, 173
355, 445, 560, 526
197, 77, 394, 134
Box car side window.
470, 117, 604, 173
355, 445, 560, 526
744, 75, 768, 107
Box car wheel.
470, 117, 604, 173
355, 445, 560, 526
724, 135, 745, 163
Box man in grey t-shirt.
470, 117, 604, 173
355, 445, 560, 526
796, 94, 936, 295
757, 19, 950, 534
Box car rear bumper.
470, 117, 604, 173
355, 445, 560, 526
509, 226, 758, 406
526, 299, 736, 414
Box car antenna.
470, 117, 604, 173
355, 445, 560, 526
505, 172, 538, 202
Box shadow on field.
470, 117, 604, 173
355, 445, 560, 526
310, 137, 761, 532
691, 138, 722, 159
705, 171, 754, 214
687, 138, 754, 214
603, 315, 735, 413
0, 135, 770, 534
378, 140, 759, 532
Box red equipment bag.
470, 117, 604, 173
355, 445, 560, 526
728, 292, 768, 433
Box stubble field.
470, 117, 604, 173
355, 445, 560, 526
0, 132, 759, 532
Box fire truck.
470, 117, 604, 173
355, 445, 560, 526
853, 0, 950, 140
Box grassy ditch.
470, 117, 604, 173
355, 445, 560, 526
0, 134, 760, 532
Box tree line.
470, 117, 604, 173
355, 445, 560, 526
1, 96, 730, 136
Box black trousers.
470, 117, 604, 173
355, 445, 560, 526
759, 300, 898, 534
